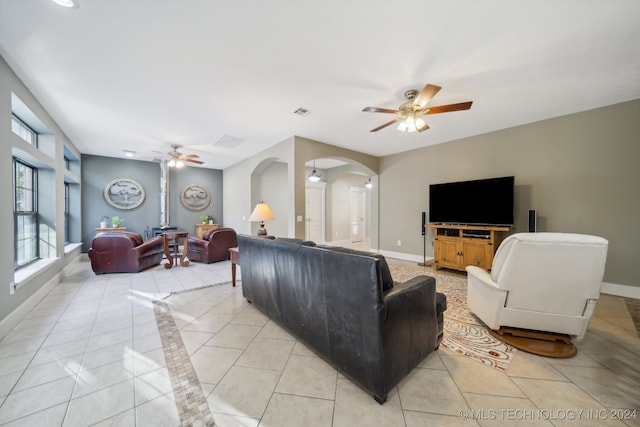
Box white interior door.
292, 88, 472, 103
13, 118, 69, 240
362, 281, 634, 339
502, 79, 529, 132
350, 187, 366, 243
305, 182, 326, 242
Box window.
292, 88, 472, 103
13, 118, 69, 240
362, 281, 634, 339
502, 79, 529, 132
14, 159, 38, 268
11, 114, 37, 146
64, 156, 70, 170
64, 182, 70, 244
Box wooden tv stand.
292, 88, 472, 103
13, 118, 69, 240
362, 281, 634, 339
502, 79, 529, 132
427, 224, 511, 272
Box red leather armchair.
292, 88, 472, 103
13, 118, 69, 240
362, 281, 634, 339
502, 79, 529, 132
187, 227, 238, 264
89, 231, 165, 274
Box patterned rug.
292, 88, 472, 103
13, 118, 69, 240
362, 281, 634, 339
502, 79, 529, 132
388, 262, 516, 371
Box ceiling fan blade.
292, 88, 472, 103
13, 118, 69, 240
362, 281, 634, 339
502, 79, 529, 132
424, 101, 473, 115
363, 107, 400, 114
413, 84, 441, 109
184, 154, 200, 158
185, 158, 205, 165
370, 118, 401, 132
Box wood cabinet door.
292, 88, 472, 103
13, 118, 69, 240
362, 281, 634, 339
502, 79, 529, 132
462, 240, 492, 270
437, 239, 461, 269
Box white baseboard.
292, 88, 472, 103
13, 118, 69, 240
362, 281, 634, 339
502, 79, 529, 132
601, 282, 640, 299
0, 254, 82, 340
377, 249, 430, 264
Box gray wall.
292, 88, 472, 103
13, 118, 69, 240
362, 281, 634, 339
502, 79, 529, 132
82, 154, 223, 250
1, 55, 83, 325
379, 99, 640, 287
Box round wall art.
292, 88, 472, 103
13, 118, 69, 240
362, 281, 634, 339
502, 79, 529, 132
104, 178, 145, 210
180, 184, 211, 211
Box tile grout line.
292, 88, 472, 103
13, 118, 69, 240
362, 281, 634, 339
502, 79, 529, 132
153, 299, 216, 427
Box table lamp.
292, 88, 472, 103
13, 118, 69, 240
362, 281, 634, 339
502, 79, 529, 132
248, 201, 275, 235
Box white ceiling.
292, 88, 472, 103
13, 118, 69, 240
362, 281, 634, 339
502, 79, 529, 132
1, 1, 639, 170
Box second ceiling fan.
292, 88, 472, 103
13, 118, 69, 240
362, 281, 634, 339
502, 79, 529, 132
166, 144, 204, 167
363, 83, 472, 133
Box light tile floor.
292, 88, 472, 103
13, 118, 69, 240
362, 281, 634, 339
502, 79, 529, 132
0, 256, 638, 426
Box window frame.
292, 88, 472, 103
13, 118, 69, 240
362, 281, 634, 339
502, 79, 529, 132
64, 182, 70, 244
14, 158, 39, 269
11, 114, 38, 147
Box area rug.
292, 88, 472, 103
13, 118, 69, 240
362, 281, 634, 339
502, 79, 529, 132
388, 263, 516, 371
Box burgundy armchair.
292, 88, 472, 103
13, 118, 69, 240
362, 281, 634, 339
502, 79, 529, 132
89, 231, 165, 274
187, 227, 238, 263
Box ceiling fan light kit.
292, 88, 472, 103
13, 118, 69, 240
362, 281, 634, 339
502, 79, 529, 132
167, 159, 184, 168
166, 144, 204, 168
51, 0, 79, 8
363, 83, 472, 133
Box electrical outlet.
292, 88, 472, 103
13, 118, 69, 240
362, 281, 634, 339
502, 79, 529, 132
242, 215, 246, 221
9, 282, 15, 295
297, 215, 303, 222
397, 240, 401, 246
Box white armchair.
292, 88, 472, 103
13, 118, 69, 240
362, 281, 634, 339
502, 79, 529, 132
466, 232, 608, 341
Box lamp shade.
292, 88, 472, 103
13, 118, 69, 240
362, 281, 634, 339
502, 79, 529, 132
249, 202, 275, 222
249, 202, 275, 236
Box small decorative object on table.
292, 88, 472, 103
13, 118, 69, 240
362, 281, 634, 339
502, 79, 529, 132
111, 216, 123, 227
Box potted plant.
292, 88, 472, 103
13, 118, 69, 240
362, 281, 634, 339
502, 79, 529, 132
111, 216, 123, 227
200, 215, 209, 224
100, 216, 109, 228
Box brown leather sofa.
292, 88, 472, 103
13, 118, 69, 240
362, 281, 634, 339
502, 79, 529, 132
238, 234, 446, 404
88, 231, 165, 274
187, 227, 238, 263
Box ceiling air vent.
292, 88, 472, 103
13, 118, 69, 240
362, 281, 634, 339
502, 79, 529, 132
293, 107, 311, 116
214, 135, 244, 149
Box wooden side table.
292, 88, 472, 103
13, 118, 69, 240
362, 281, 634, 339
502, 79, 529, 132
229, 247, 239, 287
95, 227, 126, 235
163, 231, 190, 268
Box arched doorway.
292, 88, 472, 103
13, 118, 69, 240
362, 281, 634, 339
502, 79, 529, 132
304, 157, 377, 250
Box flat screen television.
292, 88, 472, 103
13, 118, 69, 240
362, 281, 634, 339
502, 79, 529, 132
429, 176, 514, 226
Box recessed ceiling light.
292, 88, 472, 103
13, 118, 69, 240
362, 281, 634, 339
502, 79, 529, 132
52, 0, 79, 9
123, 150, 135, 157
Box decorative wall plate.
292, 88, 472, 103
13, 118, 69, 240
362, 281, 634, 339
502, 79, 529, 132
180, 184, 211, 211
104, 178, 145, 209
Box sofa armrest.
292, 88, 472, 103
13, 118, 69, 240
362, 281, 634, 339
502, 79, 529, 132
466, 265, 507, 330
383, 276, 438, 345
466, 266, 500, 291
132, 236, 164, 254
187, 235, 209, 249
384, 275, 434, 300
381, 275, 440, 394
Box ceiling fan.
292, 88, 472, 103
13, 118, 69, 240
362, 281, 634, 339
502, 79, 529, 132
362, 83, 472, 133
165, 144, 204, 167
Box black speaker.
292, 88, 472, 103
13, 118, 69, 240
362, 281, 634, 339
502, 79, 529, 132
418, 211, 427, 266
528, 209, 537, 232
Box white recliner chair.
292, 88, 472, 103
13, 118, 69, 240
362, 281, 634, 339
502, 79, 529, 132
466, 232, 608, 341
